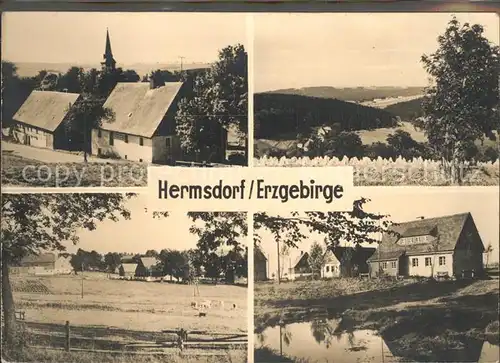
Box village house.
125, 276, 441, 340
288, 251, 312, 281
135, 257, 160, 277
10, 253, 73, 276
367, 213, 485, 279
321, 249, 341, 278
11, 90, 80, 150
321, 246, 376, 278
254, 247, 268, 281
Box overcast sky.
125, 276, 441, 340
257, 187, 499, 278
254, 12, 499, 92
62, 194, 246, 255
2, 12, 247, 65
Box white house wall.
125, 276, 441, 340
13, 123, 53, 149
92, 129, 153, 162
322, 263, 341, 278
407, 253, 453, 277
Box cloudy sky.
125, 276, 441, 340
257, 187, 499, 278
2, 12, 247, 65
254, 12, 499, 92
63, 194, 246, 255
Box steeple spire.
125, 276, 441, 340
102, 28, 116, 72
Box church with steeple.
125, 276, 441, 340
101, 29, 116, 72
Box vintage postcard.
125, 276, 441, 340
1, 12, 249, 188
253, 187, 499, 362
1, 193, 248, 362
253, 12, 500, 187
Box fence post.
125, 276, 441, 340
65, 321, 70, 352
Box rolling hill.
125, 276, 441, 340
254, 92, 399, 140
265, 86, 425, 103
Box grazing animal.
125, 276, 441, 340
199, 300, 212, 309
199, 312, 207, 317
191, 301, 198, 308
232, 303, 237, 309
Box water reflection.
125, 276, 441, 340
255, 318, 500, 363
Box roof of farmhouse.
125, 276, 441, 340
369, 212, 480, 262
100, 82, 184, 138
13, 90, 80, 132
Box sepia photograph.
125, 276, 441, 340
253, 13, 500, 187
1, 193, 248, 362
253, 187, 499, 362
1, 12, 248, 188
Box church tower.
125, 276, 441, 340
101, 28, 116, 72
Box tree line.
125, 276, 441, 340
68, 246, 248, 283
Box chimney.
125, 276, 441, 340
300, 251, 304, 256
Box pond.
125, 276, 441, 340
255, 318, 499, 363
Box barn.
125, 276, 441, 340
11, 90, 80, 150
9, 253, 73, 275
368, 213, 485, 279
118, 263, 138, 278
135, 257, 160, 277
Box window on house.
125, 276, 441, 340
125, 134, 129, 143
98, 129, 102, 138
425, 257, 432, 266
326, 266, 330, 273
140, 137, 144, 146
166, 137, 171, 148
97, 148, 102, 156
412, 258, 419, 267
381, 262, 387, 269
439, 256, 446, 266
109, 132, 114, 146
391, 261, 397, 269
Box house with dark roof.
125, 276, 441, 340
321, 246, 376, 278
118, 263, 138, 279
288, 251, 312, 281
135, 257, 160, 277
254, 247, 268, 281
9, 252, 73, 275
368, 213, 485, 278
11, 90, 80, 150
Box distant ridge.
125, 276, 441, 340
262, 86, 425, 103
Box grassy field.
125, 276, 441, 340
2, 153, 148, 187
8, 272, 247, 362
254, 278, 499, 362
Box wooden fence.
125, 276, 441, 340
23, 321, 247, 356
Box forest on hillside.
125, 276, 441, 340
254, 92, 398, 139
384, 97, 424, 121
265, 86, 424, 102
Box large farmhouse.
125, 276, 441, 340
91, 80, 185, 164
11, 90, 80, 150
368, 213, 485, 279
10, 253, 73, 275
117, 256, 160, 278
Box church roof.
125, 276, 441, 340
100, 82, 184, 138
13, 91, 80, 132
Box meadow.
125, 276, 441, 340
8, 272, 248, 362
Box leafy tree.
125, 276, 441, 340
58, 66, 84, 93
308, 242, 325, 279
144, 249, 159, 258
1, 194, 132, 348
175, 44, 248, 161
254, 199, 394, 250
64, 92, 115, 161
416, 16, 500, 184
104, 252, 122, 273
